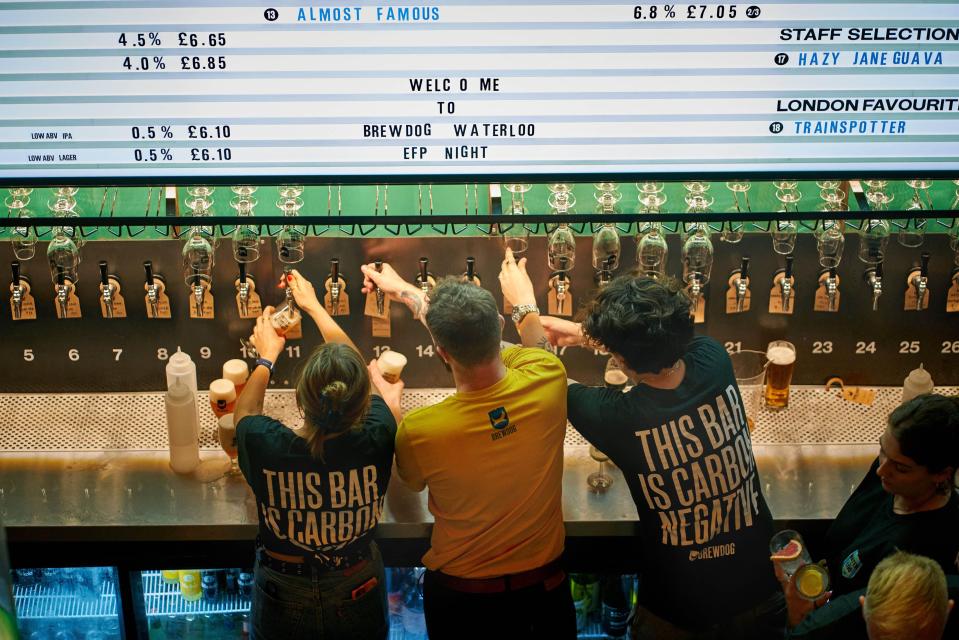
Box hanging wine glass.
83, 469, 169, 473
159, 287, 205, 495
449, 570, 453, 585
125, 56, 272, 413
637, 223, 669, 278
276, 226, 306, 264
682, 223, 714, 285
771, 220, 798, 256
816, 221, 845, 269
502, 183, 532, 215
858, 219, 890, 264
182, 229, 215, 283
231, 185, 257, 198
592, 224, 621, 272
10, 208, 36, 261
47, 231, 80, 285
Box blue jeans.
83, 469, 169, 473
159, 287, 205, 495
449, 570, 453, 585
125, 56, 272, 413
251, 543, 388, 640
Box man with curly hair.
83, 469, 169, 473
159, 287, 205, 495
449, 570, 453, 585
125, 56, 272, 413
499, 253, 785, 639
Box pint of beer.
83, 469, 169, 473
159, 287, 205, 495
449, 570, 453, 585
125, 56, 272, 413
764, 341, 796, 410
378, 351, 407, 384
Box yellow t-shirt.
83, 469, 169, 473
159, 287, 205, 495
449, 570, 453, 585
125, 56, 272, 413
395, 346, 568, 579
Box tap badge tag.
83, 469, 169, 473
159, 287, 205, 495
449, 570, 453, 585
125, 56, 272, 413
825, 378, 876, 406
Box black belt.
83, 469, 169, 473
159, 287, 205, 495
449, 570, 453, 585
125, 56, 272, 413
256, 546, 371, 576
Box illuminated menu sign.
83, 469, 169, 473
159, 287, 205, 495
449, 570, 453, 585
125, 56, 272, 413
0, 1, 957, 182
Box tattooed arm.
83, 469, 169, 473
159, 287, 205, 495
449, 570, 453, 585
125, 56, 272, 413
360, 262, 429, 323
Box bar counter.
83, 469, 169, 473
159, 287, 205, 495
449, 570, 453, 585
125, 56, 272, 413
3, 386, 942, 566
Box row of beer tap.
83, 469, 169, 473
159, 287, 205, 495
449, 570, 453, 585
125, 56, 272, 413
6, 243, 959, 323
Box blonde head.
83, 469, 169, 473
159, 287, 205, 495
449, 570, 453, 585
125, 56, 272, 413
864, 551, 951, 640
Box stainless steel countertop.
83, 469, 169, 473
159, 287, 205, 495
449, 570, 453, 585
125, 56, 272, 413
0, 443, 879, 542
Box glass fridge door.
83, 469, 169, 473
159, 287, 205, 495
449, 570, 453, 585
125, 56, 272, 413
12, 567, 121, 639
139, 569, 251, 639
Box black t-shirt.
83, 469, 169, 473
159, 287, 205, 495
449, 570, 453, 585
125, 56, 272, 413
824, 458, 959, 595
568, 336, 778, 628
237, 395, 396, 566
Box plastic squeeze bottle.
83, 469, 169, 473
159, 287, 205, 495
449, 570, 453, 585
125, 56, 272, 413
165, 380, 200, 474
902, 364, 934, 404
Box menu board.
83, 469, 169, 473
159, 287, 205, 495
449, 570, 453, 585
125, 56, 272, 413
0, 1, 957, 183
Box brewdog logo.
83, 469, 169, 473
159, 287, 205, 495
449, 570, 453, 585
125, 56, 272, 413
489, 406, 518, 441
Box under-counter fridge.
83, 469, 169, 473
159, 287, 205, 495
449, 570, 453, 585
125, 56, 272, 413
11, 567, 121, 639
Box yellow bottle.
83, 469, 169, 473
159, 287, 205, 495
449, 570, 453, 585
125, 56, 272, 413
161, 570, 179, 585
178, 570, 202, 602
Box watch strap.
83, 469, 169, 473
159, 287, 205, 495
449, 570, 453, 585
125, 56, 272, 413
255, 357, 275, 374
511, 304, 540, 324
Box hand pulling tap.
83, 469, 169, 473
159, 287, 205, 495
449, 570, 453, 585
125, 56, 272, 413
11, 261, 24, 320
735, 256, 750, 313
910, 252, 931, 311
98, 261, 115, 318
866, 260, 883, 312
374, 260, 385, 315
144, 261, 160, 318
780, 255, 794, 313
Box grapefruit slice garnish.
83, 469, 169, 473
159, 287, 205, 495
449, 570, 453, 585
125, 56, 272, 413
770, 539, 802, 561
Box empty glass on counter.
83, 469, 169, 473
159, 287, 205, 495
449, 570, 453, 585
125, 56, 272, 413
730, 350, 768, 432
587, 445, 613, 493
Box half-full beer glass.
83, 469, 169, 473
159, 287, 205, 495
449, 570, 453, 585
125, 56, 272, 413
765, 341, 796, 410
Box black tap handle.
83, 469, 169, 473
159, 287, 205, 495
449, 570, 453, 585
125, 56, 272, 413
920, 252, 930, 277
419, 257, 428, 281
605, 255, 615, 271
740, 257, 750, 280
466, 257, 475, 280
192, 267, 201, 286
829, 267, 837, 279
559, 256, 569, 272
876, 261, 883, 279
375, 260, 383, 273
143, 261, 154, 285
11, 261, 20, 287
784, 255, 794, 279
238, 261, 247, 284
98, 261, 109, 286
57, 265, 66, 285
331, 258, 340, 282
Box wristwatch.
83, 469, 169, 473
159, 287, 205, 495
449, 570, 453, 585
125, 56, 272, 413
255, 357, 275, 374
511, 304, 540, 325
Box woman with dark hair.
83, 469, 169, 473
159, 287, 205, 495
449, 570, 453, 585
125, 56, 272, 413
234, 270, 403, 640
822, 393, 959, 595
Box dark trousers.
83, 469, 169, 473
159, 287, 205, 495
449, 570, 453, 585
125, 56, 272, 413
631, 590, 787, 640
423, 569, 577, 640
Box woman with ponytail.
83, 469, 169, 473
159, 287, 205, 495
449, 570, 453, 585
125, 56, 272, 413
234, 269, 403, 640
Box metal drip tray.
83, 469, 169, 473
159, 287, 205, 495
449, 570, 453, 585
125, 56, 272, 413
0, 386, 955, 452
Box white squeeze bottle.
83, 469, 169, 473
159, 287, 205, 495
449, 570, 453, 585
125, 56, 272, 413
165, 350, 200, 473
902, 364, 934, 404
166, 380, 200, 474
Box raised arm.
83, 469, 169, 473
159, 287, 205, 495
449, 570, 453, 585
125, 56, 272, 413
360, 262, 429, 322
235, 307, 285, 425
283, 269, 360, 353
498, 248, 548, 349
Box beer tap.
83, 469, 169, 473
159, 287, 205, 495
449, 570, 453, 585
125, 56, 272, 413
825, 267, 839, 312
549, 256, 572, 315
329, 259, 342, 310
734, 257, 750, 313
907, 252, 931, 311
374, 260, 385, 316
415, 257, 434, 295
688, 273, 704, 313
283, 266, 295, 309
464, 257, 480, 286
143, 261, 162, 318
54, 265, 70, 319
191, 268, 205, 317
865, 259, 883, 312
598, 255, 615, 288
325, 258, 349, 316
779, 255, 795, 313
98, 261, 116, 318
11, 261, 25, 320
236, 262, 252, 317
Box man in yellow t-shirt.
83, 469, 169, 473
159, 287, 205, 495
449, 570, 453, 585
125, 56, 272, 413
360, 260, 575, 640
